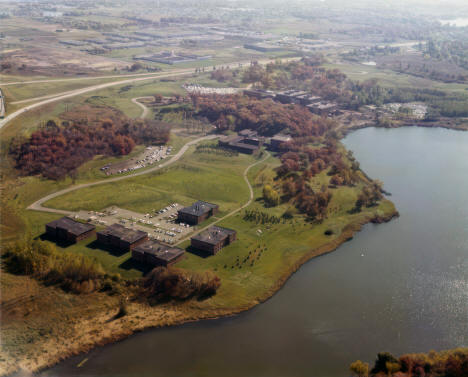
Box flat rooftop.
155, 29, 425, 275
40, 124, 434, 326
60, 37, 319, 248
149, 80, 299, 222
179, 201, 218, 217
133, 240, 184, 262
191, 226, 236, 246
98, 223, 147, 243
47, 217, 95, 236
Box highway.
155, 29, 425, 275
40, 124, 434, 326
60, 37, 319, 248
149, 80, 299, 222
0, 56, 300, 131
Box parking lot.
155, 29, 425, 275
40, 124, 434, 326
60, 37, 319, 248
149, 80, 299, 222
101, 145, 171, 175
74, 203, 193, 244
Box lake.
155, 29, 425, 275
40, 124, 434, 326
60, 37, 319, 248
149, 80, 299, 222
43, 127, 468, 377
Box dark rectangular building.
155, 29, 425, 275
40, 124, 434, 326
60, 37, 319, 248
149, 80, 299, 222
190, 226, 237, 255
269, 134, 292, 151
219, 130, 263, 154
97, 223, 148, 252
132, 240, 185, 267
177, 201, 219, 225
45, 217, 95, 243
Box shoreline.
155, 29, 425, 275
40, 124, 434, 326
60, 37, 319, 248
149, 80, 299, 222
343, 119, 468, 135
2, 208, 398, 377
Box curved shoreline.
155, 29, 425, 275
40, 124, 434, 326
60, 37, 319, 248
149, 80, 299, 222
3, 207, 398, 376
5, 120, 465, 376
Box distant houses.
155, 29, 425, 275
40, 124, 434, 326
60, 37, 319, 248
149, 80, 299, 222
191, 226, 237, 255
177, 201, 219, 225
45, 217, 95, 243
97, 223, 148, 252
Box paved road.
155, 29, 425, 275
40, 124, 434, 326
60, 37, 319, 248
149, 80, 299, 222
131, 96, 154, 119
175, 151, 271, 245
27, 134, 219, 214
0, 71, 181, 87
0, 57, 301, 131
0, 69, 194, 130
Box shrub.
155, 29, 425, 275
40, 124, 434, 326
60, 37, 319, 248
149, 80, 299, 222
143, 266, 221, 301
2, 238, 106, 294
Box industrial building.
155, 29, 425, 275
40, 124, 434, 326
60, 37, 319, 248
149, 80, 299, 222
177, 201, 219, 225
132, 240, 185, 267
97, 223, 148, 252
45, 217, 95, 243
190, 226, 237, 255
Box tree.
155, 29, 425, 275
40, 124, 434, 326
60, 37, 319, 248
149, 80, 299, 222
263, 185, 280, 207
350, 360, 369, 377
372, 352, 399, 374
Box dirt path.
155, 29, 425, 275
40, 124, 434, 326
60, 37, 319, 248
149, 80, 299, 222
131, 96, 154, 119
176, 151, 271, 245
27, 134, 219, 214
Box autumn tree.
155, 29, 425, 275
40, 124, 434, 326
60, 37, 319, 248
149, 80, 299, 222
350, 360, 369, 377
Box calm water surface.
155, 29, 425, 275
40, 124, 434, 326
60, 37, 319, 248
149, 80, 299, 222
44, 127, 468, 377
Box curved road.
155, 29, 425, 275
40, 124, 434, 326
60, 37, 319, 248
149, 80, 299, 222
131, 96, 154, 119
175, 151, 271, 245
0, 69, 194, 130
27, 134, 219, 214
0, 57, 301, 131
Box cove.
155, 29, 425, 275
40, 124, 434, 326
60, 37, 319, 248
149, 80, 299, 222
43, 127, 468, 377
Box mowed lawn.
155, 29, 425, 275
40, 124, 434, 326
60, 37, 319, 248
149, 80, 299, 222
43, 146, 255, 214
19, 145, 396, 302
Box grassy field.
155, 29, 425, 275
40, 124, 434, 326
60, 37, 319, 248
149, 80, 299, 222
19, 143, 396, 291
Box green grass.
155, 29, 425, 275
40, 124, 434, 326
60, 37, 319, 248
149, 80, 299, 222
20, 145, 396, 292
43, 146, 254, 213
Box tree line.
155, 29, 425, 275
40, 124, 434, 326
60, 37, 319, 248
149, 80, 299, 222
9, 117, 170, 180
350, 348, 468, 377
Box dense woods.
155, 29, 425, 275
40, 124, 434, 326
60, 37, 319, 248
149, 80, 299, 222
350, 348, 468, 377
194, 94, 334, 137
9, 118, 170, 180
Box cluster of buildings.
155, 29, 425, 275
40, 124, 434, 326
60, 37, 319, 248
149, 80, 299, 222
244, 89, 340, 116
45, 198, 239, 268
